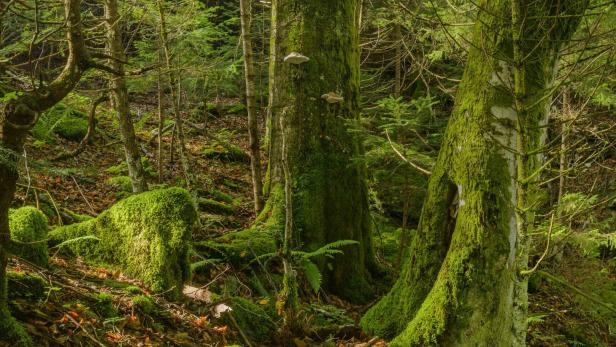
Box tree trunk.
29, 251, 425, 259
157, 0, 194, 191
361, 0, 587, 345
104, 0, 148, 193
265, 0, 374, 303
0, 0, 89, 342
240, 0, 264, 214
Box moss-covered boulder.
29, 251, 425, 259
49, 188, 198, 299
9, 207, 49, 267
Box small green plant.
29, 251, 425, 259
257, 240, 359, 294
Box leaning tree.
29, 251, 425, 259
0, 0, 120, 343
361, 0, 588, 345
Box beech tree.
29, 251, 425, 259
361, 0, 589, 345
264, 0, 375, 302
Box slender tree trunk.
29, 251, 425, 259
557, 91, 569, 216
157, 63, 164, 183
265, 0, 374, 303
156, 0, 194, 190
240, 0, 264, 214
361, 0, 587, 345
104, 0, 147, 193
393, 22, 402, 97
0, 0, 89, 342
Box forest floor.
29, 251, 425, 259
6, 100, 616, 346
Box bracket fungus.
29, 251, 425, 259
321, 92, 344, 104
284, 52, 310, 64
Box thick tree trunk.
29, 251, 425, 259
265, 0, 374, 302
0, 0, 89, 343
104, 0, 148, 193
239, 0, 264, 214
361, 0, 587, 345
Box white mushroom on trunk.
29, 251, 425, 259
321, 92, 344, 103
284, 52, 310, 64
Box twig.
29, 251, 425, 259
226, 311, 253, 347
385, 129, 432, 176
520, 213, 554, 276
71, 176, 96, 215
16, 184, 63, 226
538, 270, 616, 315
65, 312, 107, 347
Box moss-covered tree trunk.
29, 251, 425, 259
264, 0, 374, 302
361, 0, 587, 345
104, 0, 148, 193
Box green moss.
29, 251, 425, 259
131, 295, 155, 315
7, 271, 47, 300
49, 188, 198, 299
198, 198, 235, 215
220, 297, 276, 343
205, 189, 234, 204
32, 103, 88, 143
0, 307, 33, 347
124, 285, 143, 295
106, 175, 133, 193
105, 157, 156, 177
195, 228, 276, 265
203, 141, 249, 162
94, 292, 116, 318
222, 179, 241, 190
62, 208, 93, 224
9, 207, 49, 267
54, 116, 89, 141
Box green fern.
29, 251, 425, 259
302, 259, 322, 293
252, 239, 359, 294
302, 240, 359, 260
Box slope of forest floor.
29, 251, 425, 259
7, 99, 615, 346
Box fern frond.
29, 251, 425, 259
302, 259, 322, 293
303, 240, 359, 260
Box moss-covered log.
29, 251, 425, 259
8, 207, 49, 267
361, 0, 588, 345
265, 0, 375, 303
49, 188, 197, 299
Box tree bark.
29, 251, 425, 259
240, 0, 265, 214
104, 0, 148, 193
361, 0, 588, 345
264, 0, 374, 303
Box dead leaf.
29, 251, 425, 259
105, 331, 123, 343
213, 325, 228, 334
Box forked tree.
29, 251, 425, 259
361, 0, 588, 345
